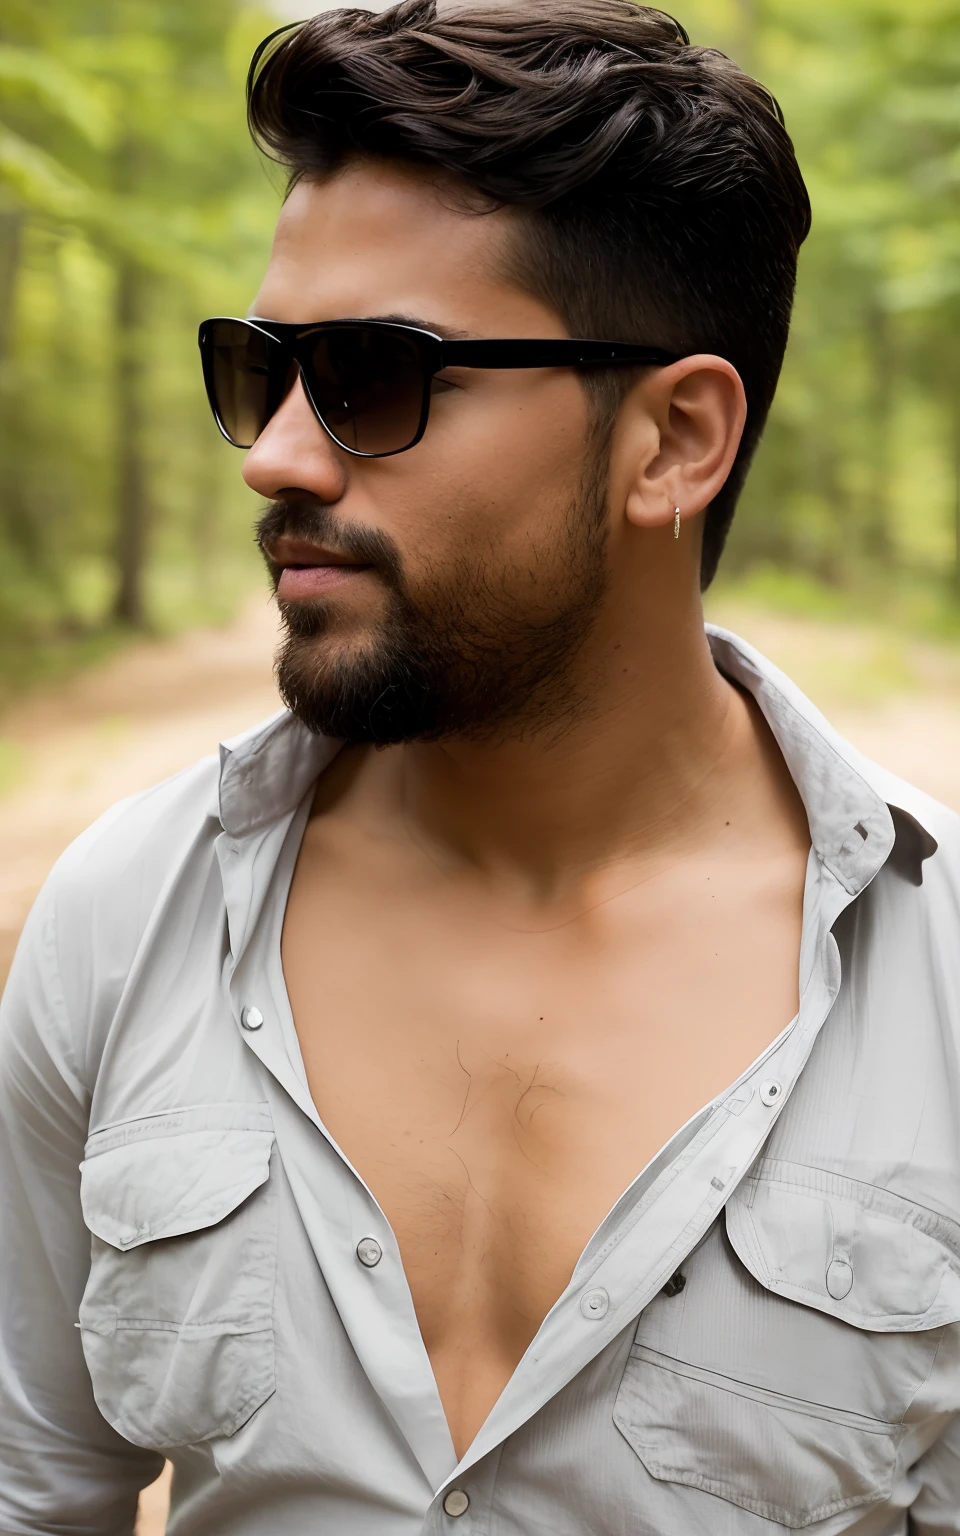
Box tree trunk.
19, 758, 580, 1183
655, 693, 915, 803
0, 208, 30, 555
733, 0, 759, 73
946, 402, 952, 592
192, 435, 221, 599
0, 208, 22, 363
865, 300, 894, 565
112, 256, 150, 627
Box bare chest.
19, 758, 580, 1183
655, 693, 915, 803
281, 848, 804, 1450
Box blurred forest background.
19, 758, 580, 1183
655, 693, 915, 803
6, 9, 960, 1526
2, 0, 960, 703
0, 0, 277, 697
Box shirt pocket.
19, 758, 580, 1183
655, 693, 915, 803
613, 1160, 960, 1529
78, 1104, 278, 1450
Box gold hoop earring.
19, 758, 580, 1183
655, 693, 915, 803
673, 508, 681, 540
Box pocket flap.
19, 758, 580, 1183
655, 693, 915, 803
726, 1159, 960, 1331
80, 1128, 275, 1250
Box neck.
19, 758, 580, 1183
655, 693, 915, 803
382, 588, 753, 897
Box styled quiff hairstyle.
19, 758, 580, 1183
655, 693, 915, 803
248, 0, 811, 587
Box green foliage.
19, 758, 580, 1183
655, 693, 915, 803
684, 0, 960, 602
0, 0, 279, 693
3, 0, 960, 696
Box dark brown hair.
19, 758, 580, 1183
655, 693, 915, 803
247, 0, 811, 586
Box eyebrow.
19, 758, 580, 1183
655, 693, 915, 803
245, 309, 473, 341
365, 312, 473, 340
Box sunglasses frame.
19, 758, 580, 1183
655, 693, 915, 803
198, 316, 682, 459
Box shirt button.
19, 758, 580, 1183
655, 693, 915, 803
240, 1005, 264, 1031
580, 1287, 609, 1320
356, 1237, 382, 1268
443, 1490, 470, 1517
826, 1258, 854, 1299
759, 1079, 782, 1107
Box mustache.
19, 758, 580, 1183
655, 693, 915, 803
255, 498, 404, 589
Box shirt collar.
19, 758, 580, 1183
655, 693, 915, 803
706, 625, 937, 891
217, 709, 339, 838
215, 628, 938, 891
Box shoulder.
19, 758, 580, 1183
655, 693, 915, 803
845, 747, 960, 898
707, 624, 960, 895
0, 748, 226, 1107
50, 750, 223, 926
15, 752, 224, 1039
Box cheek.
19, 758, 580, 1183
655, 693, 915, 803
425, 374, 593, 540
470, 371, 590, 470
331, 374, 594, 580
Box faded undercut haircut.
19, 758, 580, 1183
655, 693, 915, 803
247, 0, 811, 588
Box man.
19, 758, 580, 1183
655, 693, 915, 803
1, 1, 958, 1531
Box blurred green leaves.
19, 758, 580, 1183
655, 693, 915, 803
5, 0, 960, 691
0, 45, 115, 149
0, 0, 280, 685
683, 0, 960, 600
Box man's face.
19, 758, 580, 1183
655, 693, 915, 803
244, 159, 612, 744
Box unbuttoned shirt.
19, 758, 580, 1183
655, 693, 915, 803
2, 626, 960, 1536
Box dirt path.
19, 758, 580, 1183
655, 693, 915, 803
0, 595, 282, 990
3, 593, 960, 1533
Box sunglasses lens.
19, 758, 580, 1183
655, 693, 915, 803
307, 326, 426, 455
203, 319, 280, 449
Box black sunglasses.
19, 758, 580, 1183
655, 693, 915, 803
198, 316, 681, 459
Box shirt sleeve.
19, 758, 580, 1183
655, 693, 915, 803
0, 883, 163, 1535
910, 1413, 960, 1534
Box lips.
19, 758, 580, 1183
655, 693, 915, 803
265, 534, 359, 568
265, 534, 371, 602
277, 564, 368, 600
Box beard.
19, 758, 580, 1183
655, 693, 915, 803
257, 466, 610, 747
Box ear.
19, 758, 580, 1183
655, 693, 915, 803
617, 356, 747, 537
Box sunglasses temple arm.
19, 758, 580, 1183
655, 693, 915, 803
437, 341, 680, 370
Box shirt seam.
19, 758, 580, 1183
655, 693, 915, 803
43, 892, 88, 1106
742, 1159, 960, 1251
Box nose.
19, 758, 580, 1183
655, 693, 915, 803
241, 373, 348, 503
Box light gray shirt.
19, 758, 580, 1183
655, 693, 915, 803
2, 627, 960, 1535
